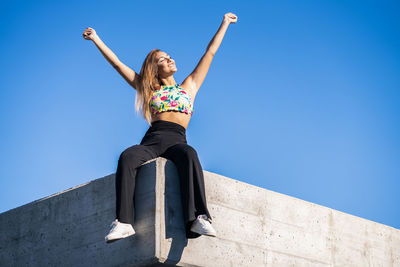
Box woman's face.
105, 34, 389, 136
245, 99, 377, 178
156, 51, 177, 77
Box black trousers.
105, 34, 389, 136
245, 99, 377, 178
115, 120, 213, 238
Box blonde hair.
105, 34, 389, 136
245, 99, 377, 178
134, 49, 164, 126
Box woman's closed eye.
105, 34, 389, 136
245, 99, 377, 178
159, 56, 172, 63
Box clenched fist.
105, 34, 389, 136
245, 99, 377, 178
82, 27, 98, 41
223, 13, 238, 24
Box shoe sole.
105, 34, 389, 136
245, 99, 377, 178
105, 231, 135, 243
190, 225, 216, 237
190, 229, 217, 237
202, 232, 217, 237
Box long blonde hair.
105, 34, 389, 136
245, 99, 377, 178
134, 49, 163, 126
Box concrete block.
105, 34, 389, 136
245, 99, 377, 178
0, 157, 399, 266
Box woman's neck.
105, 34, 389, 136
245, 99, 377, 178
160, 77, 177, 86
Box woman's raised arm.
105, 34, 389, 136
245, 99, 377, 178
82, 27, 140, 90
183, 13, 237, 95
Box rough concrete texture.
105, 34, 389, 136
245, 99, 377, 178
1, 157, 399, 266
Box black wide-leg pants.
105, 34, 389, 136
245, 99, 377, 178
115, 120, 212, 238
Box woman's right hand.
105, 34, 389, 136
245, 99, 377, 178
82, 27, 98, 41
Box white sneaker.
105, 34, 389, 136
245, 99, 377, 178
105, 219, 135, 243
190, 214, 216, 237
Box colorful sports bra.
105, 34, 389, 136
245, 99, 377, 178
150, 83, 194, 115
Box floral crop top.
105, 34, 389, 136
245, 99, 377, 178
150, 83, 194, 115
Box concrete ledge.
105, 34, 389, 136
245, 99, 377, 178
1, 157, 399, 266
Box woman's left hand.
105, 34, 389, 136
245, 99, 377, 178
223, 12, 238, 24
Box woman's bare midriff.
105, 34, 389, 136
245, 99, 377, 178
151, 111, 192, 130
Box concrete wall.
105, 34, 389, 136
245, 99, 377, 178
1, 157, 399, 266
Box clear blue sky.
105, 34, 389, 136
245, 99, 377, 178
1, 0, 399, 230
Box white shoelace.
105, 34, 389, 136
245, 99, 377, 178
109, 220, 119, 231
198, 214, 212, 224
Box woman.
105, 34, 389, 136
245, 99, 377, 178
82, 12, 237, 243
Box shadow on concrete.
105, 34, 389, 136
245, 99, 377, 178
161, 160, 189, 265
